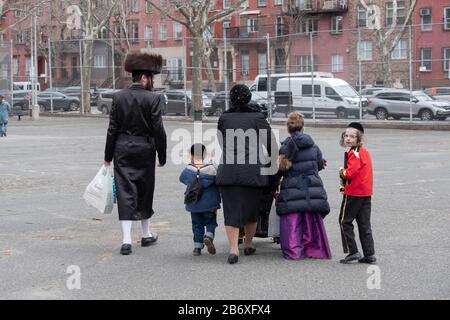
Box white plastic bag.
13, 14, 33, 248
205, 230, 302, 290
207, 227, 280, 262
83, 165, 114, 214
268, 197, 280, 238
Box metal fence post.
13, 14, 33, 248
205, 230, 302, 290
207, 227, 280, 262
79, 39, 84, 114
224, 30, 229, 111
10, 40, 13, 108
310, 32, 315, 121
266, 34, 272, 122
409, 24, 413, 123
111, 37, 116, 90
48, 39, 54, 113
358, 27, 362, 120
183, 37, 188, 117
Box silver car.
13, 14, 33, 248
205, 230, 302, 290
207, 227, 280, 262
367, 90, 450, 121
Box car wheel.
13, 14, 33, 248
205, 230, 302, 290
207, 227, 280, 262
69, 102, 79, 111
375, 107, 388, 120
214, 108, 223, 117
336, 108, 348, 119
39, 104, 46, 112
101, 105, 109, 115
419, 109, 433, 121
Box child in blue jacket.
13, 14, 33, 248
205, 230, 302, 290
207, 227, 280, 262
180, 144, 221, 256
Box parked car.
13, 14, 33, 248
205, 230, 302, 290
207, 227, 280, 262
163, 91, 192, 115
37, 92, 80, 111
97, 90, 121, 114
359, 87, 388, 98
367, 90, 450, 121
11, 92, 51, 112
211, 91, 269, 117
424, 87, 450, 101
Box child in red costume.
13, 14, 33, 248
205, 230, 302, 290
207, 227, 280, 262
338, 122, 376, 264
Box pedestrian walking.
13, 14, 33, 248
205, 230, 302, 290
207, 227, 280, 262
0, 92, 11, 137
104, 52, 167, 255
216, 84, 276, 264
276, 112, 332, 260
338, 122, 376, 264
179, 144, 221, 256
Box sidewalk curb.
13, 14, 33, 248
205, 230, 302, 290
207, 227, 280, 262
38, 112, 450, 131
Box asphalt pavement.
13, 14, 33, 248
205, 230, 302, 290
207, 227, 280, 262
0, 117, 449, 300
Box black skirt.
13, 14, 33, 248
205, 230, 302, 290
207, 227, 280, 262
220, 186, 264, 228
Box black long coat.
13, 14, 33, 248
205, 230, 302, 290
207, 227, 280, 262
104, 84, 167, 221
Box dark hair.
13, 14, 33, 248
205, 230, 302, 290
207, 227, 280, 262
287, 112, 305, 134
339, 129, 365, 148
190, 143, 206, 159
230, 84, 252, 107
132, 71, 154, 83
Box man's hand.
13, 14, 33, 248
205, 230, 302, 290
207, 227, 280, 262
104, 161, 111, 167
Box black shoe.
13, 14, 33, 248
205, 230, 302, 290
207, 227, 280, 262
339, 252, 361, 264
193, 248, 201, 256
358, 255, 377, 264
244, 247, 256, 256
120, 244, 132, 255
204, 236, 216, 255
238, 237, 244, 245
141, 235, 158, 247
227, 254, 239, 264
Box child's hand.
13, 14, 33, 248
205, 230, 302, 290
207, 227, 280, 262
339, 167, 345, 178
213, 209, 218, 216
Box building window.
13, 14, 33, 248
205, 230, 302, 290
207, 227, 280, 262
247, 18, 258, 33
160, 25, 168, 41
146, 1, 153, 14
94, 55, 106, 68
295, 55, 317, 72
258, 52, 267, 74
420, 8, 432, 31
391, 39, 407, 60
276, 16, 284, 36
223, 0, 230, 9
298, 19, 318, 35
26, 58, 31, 76
358, 41, 373, 61
13, 57, 19, 76
258, 0, 266, 7
358, 5, 367, 28
224, 21, 231, 38
331, 16, 343, 34
332, 54, 343, 72
145, 26, 153, 47
420, 48, 432, 71
445, 8, 450, 30
131, 0, 140, 13
386, 1, 405, 27
274, 0, 282, 5
130, 23, 139, 41
174, 23, 183, 40
170, 58, 184, 81
443, 48, 450, 72
241, 51, 249, 77
114, 24, 121, 39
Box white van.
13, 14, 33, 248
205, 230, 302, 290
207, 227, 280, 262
14, 81, 40, 92
249, 72, 334, 102
275, 77, 368, 119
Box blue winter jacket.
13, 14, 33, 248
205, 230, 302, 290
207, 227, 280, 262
179, 163, 221, 213
0, 101, 10, 124
276, 131, 330, 217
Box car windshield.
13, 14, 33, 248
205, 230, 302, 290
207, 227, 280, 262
334, 85, 359, 98
413, 92, 434, 102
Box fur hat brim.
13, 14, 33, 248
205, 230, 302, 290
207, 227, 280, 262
124, 52, 163, 75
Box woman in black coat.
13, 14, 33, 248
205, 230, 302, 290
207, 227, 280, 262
104, 52, 167, 255
216, 84, 275, 264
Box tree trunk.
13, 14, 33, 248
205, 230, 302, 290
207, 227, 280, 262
202, 54, 217, 92
381, 50, 392, 87
191, 36, 203, 116
82, 39, 93, 114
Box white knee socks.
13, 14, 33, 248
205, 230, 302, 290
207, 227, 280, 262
121, 220, 133, 245
141, 219, 151, 238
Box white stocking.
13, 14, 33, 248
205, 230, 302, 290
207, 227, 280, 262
141, 219, 151, 238
121, 220, 132, 244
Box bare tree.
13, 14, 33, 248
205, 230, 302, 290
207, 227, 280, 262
146, 0, 246, 117
360, 0, 418, 87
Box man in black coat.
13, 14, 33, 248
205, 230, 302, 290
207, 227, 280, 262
104, 52, 167, 255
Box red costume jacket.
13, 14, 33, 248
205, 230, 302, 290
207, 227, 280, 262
342, 147, 373, 197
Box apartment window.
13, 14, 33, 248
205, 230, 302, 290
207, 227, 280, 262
13, 57, 19, 76
174, 23, 183, 40
14, 5, 20, 18
420, 8, 432, 31
145, 26, 153, 47
358, 41, 372, 61
332, 54, 344, 72
224, 21, 231, 38
160, 25, 168, 41
94, 55, 106, 68
131, 0, 140, 13
331, 16, 343, 34
298, 19, 318, 35
420, 48, 432, 71
247, 18, 258, 33
258, 0, 266, 7
146, 1, 153, 14
26, 58, 31, 76
15, 31, 25, 44
130, 23, 139, 41
114, 24, 121, 39
295, 55, 317, 72
391, 39, 407, 60
241, 51, 249, 77
386, 1, 405, 27
223, 0, 230, 9
358, 5, 367, 28
274, 0, 283, 5
170, 58, 184, 81
443, 48, 450, 72
258, 52, 267, 74
276, 16, 284, 36
445, 8, 450, 30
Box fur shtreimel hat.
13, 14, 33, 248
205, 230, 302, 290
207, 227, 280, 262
124, 52, 163, 75
347, 122, 364, 133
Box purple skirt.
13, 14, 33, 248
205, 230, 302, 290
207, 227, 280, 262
280, 212, 332, 260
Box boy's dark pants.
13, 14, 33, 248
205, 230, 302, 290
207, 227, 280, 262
191, 211, 218, 249
339, 195, 375, 257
